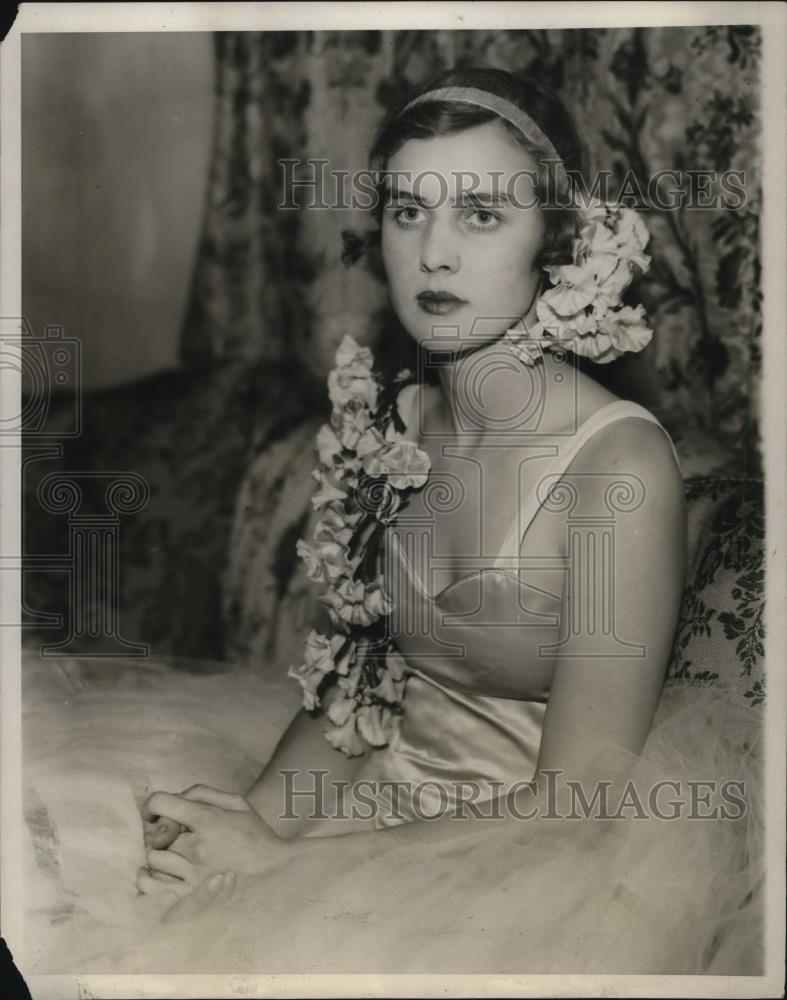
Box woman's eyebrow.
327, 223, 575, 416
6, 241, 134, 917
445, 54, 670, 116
383, 182, 511, 207
461, 190, 511, 207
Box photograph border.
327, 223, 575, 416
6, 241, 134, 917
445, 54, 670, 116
2, 3, 784, 998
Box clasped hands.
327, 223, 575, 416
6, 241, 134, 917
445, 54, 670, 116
138, 784, 285, 898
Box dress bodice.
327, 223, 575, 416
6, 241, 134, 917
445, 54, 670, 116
356, 386, 682, 826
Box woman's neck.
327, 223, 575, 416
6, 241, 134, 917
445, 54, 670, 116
429, 341, 583, 440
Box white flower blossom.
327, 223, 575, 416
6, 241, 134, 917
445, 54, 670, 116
326, 693, 356, 726
362, 439, 431, 490
336, 406, 374, 451
310, 470, 347, 510
580, 221, 620, 282
311, 535, 354, 583
566, 329, 614, 362
334, 334, 374, 373
614, 207, 651, 271
356, 425, 387, 459
606, 304, 653, 354
369, 670, 404, 704
323, 713, 366, 757
328, 371, 378, 411
594, 260, 635, 316
287, 662, 323, 710
364, 577, 394, 618
337, 661, 363, 698
303, 630, 348, 675
356, 703, 396, 747
314, 506, 354, 547
296, 539, 324, 583
316, 423, 343, 467
320, 576, 384, 628
542, 261, 598, 316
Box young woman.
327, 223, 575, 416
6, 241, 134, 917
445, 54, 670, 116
128, 69, 760, 973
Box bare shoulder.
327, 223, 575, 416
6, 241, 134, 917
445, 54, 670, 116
573, 410, 686, 542
575, 404, 680, 473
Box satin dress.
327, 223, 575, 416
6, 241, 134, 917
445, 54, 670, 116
356, 391, 683, 826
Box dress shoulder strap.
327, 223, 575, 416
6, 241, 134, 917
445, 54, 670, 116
493, 399, 683, 568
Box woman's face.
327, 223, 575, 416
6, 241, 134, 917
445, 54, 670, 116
381, 120, 545, 353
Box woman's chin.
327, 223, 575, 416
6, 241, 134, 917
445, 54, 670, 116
404, 323, 505, 359
418, 337, 509, 366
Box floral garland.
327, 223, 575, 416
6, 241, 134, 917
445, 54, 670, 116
289, 336, 431, 757
507, 203, 654, 365
290, 202, 655, 757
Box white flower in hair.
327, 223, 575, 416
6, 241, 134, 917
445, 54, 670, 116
534, 201, 654, 364
542, 262, 598, 315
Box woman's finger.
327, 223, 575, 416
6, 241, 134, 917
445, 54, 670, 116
143, 816, 184, 850
146, 848, 195, 881
142, 791, 209, 829
181, 785, 249, 812
136, 867, 190, 899
136, 886, 180, 921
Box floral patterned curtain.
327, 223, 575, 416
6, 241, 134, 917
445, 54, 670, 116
181, 27, 762, 476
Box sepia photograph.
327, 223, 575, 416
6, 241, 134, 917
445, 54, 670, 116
1, 3, 785, 997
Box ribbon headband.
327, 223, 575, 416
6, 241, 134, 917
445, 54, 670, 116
402, 86, 568, 190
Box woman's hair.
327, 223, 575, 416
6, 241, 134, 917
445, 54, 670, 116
342, 66, 589, 272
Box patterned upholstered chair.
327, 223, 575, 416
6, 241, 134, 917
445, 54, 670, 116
665, 477, 765, 710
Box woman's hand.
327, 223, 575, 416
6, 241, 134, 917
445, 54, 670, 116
138, 785, 290, 896
142, 784, 247, 850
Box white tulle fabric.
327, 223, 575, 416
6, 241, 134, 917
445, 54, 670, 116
20, 650, 763, 976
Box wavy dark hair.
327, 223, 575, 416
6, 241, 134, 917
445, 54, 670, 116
341, 66, 589, 272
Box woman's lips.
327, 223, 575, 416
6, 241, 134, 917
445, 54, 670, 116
416, 291, 468, 316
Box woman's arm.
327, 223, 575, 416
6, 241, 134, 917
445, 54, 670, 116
244, 705, 376, 839
143, 702, 377, 861
532, 422, 687, 806
139, 706, 379, 893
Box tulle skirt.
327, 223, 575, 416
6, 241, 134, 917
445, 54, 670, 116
19, 649, 764, 976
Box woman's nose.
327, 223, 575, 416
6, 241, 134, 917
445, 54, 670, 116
419, 218, 460, 273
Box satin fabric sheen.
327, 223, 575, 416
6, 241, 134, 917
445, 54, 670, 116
356, 393, 680, 826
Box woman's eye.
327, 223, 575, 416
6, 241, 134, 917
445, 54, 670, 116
465, 208, 502, 231
392, 205, 426, 227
